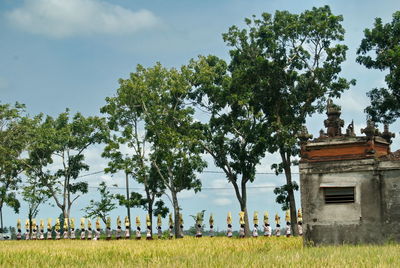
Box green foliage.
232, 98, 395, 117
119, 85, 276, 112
111, 63, 206, 238
0, 103, 30, 230
153, 200, 169, 218
83, 182, 117, 224
22, 174, 51, 223
25, 109, 108, 218
273, 182, 299, 211
357, 11, 400, 123
101, 64, 170, 229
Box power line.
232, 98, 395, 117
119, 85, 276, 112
77, 169, 300, 178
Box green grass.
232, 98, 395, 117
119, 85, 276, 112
0, 237, 399, 267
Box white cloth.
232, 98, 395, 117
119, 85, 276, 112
252, 227, 258, 237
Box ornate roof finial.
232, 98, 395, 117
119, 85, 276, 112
297, 125, 313, 145
324, 100, 344, 137
361, 120, 378, 139
345, 120, 356, 137
380, 124, 395, 144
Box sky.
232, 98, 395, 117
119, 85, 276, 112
1, 0, 400, 232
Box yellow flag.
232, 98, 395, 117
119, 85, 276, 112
25, 219, 29, 230
70, 218, 75, 229
227, 212, 232, 225
40, 219, 44, 230
117, 216, 121, 227
136, 216, 141, 227
87, 219, 92, 230
32, 219, 37, 229
47, 218, 52, 230
80, 218, 85, 229
106, 217, 111, 228
17, 219, 21, 230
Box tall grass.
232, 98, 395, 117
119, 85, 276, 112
0, 237, 399, 267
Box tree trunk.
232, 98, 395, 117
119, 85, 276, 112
171, 190, 182, 238
280, 150, 298, 236
0, 206, 3, 233
240, 179, 251, 237
147, 197, 154, 236
231, 178, 251, 237
125, 172, 131, 228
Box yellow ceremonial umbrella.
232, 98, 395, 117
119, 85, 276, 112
253, 211, 259, 225
227, 212, 232, 225
264, 212, 269, 225
298, 208, 303, 222
80, 218, 85, 229
125, 216, 130, 228
209, 214, 214, 226
285, 210, 290, 223
47, 219, 52, 230
106, 217, 111, 229
136, 216, 141, 227
275, 213, 280, 225
146, 214, 151, 227
157, 214, 162, 227
239, 211, 245, 225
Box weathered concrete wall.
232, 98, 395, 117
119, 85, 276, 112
379, 161, 400, 242
300, 159, 391, 245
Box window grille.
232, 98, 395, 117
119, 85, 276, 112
323, 187, 355, 204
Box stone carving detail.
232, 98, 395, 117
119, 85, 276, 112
380, 124, 395, 144
298, 125, 313, 145
345, 120, 356, 137
324, 99, 344, 137
361, 120, 378, 139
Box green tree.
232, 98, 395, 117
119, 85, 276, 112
202, 6, 354, 235
0, 103, 28, 232
22, 174, 51, 230
114, 63, 206, 238
101, 79, 169, 235
357, 11, 400, 123
25, 110, 108, 220
83, 181, 117, 224
188, 55, 270, 236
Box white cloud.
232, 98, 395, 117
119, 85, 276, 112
213, 198, 232, 206
5, 0, 160, 38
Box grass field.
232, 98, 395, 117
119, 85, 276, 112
1, 237, 399, 267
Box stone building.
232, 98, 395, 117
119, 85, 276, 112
299, 101, 400, 245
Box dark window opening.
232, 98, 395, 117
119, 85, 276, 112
324, 187, 354, 204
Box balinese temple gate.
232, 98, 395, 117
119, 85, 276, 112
299, 100, 400, 245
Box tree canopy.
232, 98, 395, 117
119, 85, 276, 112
357, 11, 400, 123
190, 5, 355, 235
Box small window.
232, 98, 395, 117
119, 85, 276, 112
324, 187, 355, 204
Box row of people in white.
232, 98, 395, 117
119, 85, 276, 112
17, 222, 304, 240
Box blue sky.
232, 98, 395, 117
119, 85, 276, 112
1, 0, 400, 231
